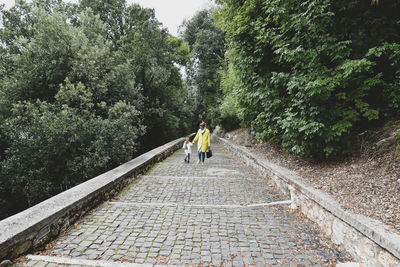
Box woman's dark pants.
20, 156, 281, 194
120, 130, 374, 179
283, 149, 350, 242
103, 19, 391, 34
198, 149, 205, 163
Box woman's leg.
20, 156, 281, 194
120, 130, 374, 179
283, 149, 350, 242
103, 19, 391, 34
198, 149, 202, 162
187, 153, 190, 163
201, 151, 205, 163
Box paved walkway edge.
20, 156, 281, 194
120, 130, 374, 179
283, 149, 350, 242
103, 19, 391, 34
0, 134, 194, 262
108, 199, 292, 208
218, 136, 400, 267
26, 255, 166, 267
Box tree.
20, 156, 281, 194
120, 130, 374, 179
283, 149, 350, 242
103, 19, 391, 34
180, 9, 226, 127
81, 1, 193, 147
0, 0, 193, 219
215, 0, 400, 157
79, 0, 126, 48
1, 81, 144, 211
1, 6, 141, 217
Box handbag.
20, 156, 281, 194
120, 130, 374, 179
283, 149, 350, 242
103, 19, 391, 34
206, 148, 212, 158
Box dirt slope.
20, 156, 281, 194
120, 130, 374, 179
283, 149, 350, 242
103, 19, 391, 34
222, 126, 400, 233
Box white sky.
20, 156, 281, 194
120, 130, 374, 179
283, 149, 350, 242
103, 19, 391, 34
0, 0, 212, 36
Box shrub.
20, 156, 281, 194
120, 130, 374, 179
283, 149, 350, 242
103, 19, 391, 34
0, 82, 145, 212
216, 0, 400, 157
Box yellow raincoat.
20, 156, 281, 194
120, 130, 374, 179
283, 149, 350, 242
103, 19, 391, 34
192, 128, 211, 152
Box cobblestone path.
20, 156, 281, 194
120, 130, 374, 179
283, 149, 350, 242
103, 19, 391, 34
18, 142, 350, 266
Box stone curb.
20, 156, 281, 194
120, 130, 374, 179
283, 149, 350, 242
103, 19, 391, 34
217, 137, 400, 266
0, 135, 193, 261
26, 255, 172, 267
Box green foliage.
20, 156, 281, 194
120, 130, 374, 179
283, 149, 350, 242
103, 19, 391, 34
216, 0, 400, 158
218, 64, 243, 131
79, 0, 126, 48
1, 81, 144, 208
180, 9, 226, 128
0, 0, 192, 219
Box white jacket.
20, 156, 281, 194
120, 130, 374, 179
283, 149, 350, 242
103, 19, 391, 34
183, 141, 193, 154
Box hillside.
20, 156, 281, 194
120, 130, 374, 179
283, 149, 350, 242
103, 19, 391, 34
222, 124, 400, 234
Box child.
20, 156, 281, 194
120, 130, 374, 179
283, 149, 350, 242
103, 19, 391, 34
183, 137, 193, 163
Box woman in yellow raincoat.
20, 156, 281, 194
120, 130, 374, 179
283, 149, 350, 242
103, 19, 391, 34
192, 122, 211, 165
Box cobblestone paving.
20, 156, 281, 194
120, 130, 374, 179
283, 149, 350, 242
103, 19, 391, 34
114, 175, 285, 205
18, 142, 350, 266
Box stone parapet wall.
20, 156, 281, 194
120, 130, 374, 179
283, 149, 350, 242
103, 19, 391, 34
0, 135, 193, 262
218, 137, 400, 267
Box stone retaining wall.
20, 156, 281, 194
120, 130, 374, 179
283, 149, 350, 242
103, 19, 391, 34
218, 137, 400, 267
0, 135, 192, 262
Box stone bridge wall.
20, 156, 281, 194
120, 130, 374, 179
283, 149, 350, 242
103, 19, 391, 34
0, 135, 193, 262
218, 137, 400, 267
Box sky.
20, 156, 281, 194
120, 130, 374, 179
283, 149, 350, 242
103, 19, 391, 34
0, 0, 212, 36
